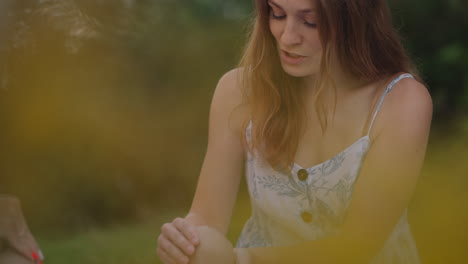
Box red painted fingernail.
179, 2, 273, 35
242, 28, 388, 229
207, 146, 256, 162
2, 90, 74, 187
32, 251, 44, 264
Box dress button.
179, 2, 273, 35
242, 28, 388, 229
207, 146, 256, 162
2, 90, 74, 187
301, 211, 313, 223
297, 169, 308, 181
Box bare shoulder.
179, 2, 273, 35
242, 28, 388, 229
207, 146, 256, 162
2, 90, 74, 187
372, 75, 433, 140
389, 76, 432, 108
385, 76, 432, 123
215, 68, 243, 98
211, 67, 249, 136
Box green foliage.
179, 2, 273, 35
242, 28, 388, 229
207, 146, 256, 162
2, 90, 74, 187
0, 0, 466, 241
40, 222, 160, 264
37, 206, 250, 264
0, 0, 249, 233
390, 1, 468, 116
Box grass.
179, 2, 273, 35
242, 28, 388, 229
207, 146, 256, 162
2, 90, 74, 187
39, 222, 159, 264
38, 203, 250, 264
37, 125, 468, 264
409, 123, 468, 264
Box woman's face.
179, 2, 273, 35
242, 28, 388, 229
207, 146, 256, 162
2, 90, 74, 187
268, 0, 322, 78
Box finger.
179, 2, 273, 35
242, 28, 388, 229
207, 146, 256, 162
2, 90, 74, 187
158, 235, 189, 264
157, 246, 176, 264
8, 232, 39, 261
173, 218, 199, 246
162, 222, 195, 256
0, 195, 22, 237
0, 247, 34, 264
5, 201, 41, 261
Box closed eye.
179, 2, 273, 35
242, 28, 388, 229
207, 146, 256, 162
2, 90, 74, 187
304, 21, 317, 28
270, 12, 317, 28
270, 12, 286, 20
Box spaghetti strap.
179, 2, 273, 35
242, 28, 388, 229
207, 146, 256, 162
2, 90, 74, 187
366, 73, 415, 136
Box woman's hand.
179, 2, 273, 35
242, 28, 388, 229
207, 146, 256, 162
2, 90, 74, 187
156, 217, 200, 264
0, 195, 44, 264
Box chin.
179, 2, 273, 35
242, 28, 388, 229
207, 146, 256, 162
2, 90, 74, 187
281, 64, 317, 78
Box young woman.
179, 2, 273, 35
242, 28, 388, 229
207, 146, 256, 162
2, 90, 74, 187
156, 0, 432, 263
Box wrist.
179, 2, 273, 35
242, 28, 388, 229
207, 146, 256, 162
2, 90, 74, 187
234, 248, 251, 264
185, 212, 207, 226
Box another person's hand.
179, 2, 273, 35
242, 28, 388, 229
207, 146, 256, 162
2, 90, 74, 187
0, 248, 35, 264
156, 217, 200, 264
0, 195, 44, 264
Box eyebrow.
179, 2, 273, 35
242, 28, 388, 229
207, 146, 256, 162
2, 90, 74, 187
267, 0, 315, 14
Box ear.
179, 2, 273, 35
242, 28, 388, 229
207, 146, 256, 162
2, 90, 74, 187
190, 226, 236, 264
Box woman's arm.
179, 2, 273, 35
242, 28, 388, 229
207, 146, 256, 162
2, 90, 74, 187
188, 68, 247, 235
236, 78, 433, 263
157, 68, 247, 264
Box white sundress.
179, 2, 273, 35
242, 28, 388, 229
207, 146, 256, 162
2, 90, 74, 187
235, 73, 421, 263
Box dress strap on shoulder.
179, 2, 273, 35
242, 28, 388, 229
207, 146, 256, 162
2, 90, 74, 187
366, 73, 415, 136
245, 119, 253, 143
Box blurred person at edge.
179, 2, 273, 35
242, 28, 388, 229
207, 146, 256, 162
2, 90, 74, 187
0, 196, 44, 264
0, 2, 44, 263
156, 0, 432, 263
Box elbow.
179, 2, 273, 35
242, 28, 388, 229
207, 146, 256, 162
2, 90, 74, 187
190, 226, 236, 264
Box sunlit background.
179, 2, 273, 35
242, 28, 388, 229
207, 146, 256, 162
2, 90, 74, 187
0, 0, 466, 263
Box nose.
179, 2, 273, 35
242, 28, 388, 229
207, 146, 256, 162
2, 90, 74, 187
280, 20, 302, 47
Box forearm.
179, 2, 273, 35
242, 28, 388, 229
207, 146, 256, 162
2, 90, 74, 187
184, 212, 207, 226
185, 211, 230, 234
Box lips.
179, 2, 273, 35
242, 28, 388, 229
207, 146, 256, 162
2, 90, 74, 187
282, 50, 306, 58
280, 49, 307, 65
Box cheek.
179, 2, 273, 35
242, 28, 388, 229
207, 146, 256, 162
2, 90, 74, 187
269, 20, 282, 41
304, 35, 323, 70
307, 34, 323, 53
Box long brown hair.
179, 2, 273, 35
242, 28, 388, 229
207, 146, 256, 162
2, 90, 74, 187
238, 0, 418, 174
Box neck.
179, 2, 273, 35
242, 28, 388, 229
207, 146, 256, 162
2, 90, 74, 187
301, 70, 369, 99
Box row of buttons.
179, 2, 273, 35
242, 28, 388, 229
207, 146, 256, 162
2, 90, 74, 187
297, 169, 313, 223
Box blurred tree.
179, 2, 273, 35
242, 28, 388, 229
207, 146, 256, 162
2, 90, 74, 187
391, 0, 468, 123
0, 0, 466, 235
187, 0, 252, 20
0, 0, 248, 233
